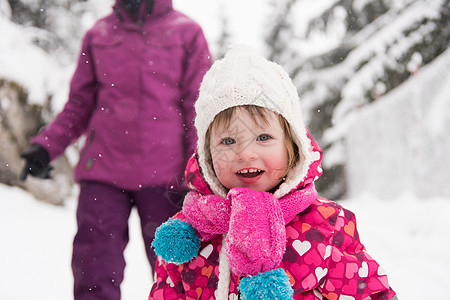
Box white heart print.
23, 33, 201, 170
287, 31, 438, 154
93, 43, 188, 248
293, 240, 311, 256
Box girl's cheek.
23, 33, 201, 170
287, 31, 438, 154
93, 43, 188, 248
213, 154, 231, 173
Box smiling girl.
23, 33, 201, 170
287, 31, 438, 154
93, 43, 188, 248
149, 46, 397, 300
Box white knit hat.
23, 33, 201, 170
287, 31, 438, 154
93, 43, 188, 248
195, 45, 313, 199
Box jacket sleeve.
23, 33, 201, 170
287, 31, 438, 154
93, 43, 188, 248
179, 27, 211, 162
321, 207, 396, 300
31, 31, 98, 161
149, 257, 186, 300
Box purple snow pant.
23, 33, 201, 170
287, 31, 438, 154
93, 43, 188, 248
71, 181, 182, 300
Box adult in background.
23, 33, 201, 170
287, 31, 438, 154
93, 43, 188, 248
20, 0, 211, 299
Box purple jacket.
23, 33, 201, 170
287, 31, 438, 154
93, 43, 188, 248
32, 0, 211, 190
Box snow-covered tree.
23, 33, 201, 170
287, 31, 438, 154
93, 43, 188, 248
0, 0, 112, 204
264, 0, 450, 199
214, 4, 233, 60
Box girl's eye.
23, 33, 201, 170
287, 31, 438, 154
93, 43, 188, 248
257, 134, 271, 141
221, 138, 235, 145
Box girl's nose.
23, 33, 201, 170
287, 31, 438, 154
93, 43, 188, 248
235, 143, 257, 161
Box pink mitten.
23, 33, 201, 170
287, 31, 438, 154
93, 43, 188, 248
226, 188, 286, 276
182, 191, 231, 241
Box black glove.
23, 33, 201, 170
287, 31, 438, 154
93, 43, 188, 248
20, 144, 53, 180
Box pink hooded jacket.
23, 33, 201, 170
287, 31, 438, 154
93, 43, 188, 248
31, 0, 211, 190
149, 132, 396, 299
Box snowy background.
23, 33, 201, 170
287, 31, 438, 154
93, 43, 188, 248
1, 0, 450, 299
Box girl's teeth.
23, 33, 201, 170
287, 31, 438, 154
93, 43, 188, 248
239, 169, 259, 174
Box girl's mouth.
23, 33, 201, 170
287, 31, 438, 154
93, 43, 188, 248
236, 168, 264, 178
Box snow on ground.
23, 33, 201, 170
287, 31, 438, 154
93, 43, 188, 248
0, 185, 151, 300
342, 193, 450, 299
1, 183, 450, 299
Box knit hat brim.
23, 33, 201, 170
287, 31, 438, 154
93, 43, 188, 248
194, 45, 313, 199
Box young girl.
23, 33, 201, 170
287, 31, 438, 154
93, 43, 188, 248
149, 46, 397, 300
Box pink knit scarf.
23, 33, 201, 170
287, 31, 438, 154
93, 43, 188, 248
182, 183, 317, 276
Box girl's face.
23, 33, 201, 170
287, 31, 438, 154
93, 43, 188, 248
209, 108, 288, 192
